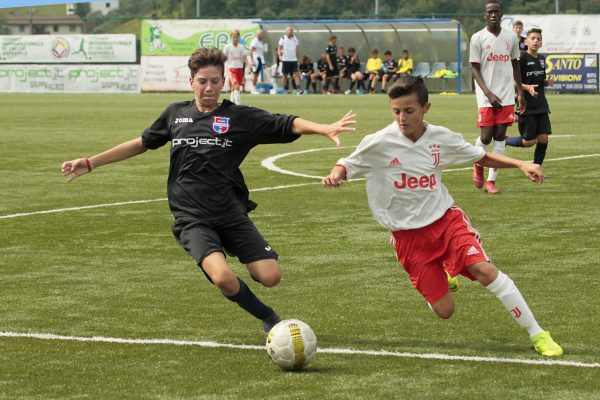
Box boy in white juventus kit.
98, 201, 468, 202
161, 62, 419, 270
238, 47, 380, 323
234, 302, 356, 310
62, 48, 356, 338
323, 76, 562, 357
470, 0, 525, 194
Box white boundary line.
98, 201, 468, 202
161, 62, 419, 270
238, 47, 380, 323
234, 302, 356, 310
1, 151, 600, 221
1, 331, 598, 368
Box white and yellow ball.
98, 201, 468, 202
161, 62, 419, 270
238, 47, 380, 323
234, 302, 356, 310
266, 319, 317, 370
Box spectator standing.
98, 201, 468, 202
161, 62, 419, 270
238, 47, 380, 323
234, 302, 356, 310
249, 29, 266, 94
277, 26, 302, 94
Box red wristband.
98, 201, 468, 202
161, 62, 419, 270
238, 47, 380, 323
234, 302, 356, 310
84, 158, 92, 172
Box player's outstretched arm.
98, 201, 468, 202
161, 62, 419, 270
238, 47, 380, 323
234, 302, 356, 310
62, 137, 147, 182
322, 165, 347, 188
479, 152, 544, 183
291, 110, 356, 147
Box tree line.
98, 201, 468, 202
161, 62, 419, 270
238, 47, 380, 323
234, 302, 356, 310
71, 0, 600, 37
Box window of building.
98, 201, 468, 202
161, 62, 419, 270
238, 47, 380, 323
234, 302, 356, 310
69, 25, 76, 32
106, 2, 110, 8
53, 25, 59, 32
19, 25, 25, 33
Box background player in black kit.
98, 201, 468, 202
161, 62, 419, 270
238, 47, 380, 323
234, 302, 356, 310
506, 29, 554, 165
324, 35, 339, 94
61, 47, 356, 336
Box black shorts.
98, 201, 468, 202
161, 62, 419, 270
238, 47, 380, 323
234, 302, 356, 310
252, 58, 263, 75
281, 61, 298, 75
172, 214, 278, 270
518, 113, 552, 141
325, 67, 339, 77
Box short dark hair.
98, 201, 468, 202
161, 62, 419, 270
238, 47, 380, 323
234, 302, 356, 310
513, 20, 523, 27
484, 0, 503, 10
388, 75, 429, 105
384, 50, 392, 56
348, 47, 355, 53
527, 28, 542, 37
188, 47, 227, 77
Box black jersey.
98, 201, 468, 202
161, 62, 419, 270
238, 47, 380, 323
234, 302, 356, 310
337, 54, 349, 70
348, 56, 361, 73
383, 59, 398, 73
317, 59, 328, 73
325, 43, 337, 67
141, 100, 299, 221
299, 60, 314, 74
518, 36, 528, 51
519, 51, 548, 115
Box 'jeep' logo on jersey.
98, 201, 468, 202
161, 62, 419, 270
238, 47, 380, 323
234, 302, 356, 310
212, 116, 230, 135
486, 53, 510, 62
394, 173, 437, 190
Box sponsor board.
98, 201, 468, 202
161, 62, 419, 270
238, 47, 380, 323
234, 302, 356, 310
0, 34, 136, 63
503, 15, 600, 53
0, 64, 140, 93
544, 53, 599, 92
141, 19, 259, 56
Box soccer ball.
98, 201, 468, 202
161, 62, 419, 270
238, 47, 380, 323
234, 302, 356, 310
266, 319, 317, 370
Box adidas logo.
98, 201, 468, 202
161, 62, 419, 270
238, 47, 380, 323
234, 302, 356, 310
467, 246, 480, 256
390, 157, 402, 167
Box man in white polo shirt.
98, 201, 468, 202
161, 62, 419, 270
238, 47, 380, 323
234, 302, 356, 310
277, 26, 302, 94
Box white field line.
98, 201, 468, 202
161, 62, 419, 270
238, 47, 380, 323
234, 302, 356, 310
1, 151, 599, 221
1, 331, 598, 368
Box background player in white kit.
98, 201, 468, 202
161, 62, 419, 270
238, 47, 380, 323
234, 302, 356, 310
223, 30, 247, 105
249, 29, 266, 93
322, 76, 562, 357
470, 0, 525, 194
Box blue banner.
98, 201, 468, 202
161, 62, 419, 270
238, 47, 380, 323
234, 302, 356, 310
544, 53, 599, 92
0, 0, 100, 8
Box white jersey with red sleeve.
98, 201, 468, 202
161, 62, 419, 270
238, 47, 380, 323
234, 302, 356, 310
469, 27, 520, 107
337, 122, 486, 231
223, 43, 247, 69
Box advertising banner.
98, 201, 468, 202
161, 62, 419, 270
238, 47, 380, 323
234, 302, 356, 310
140, 56, 190, 91
141, 19, 259, 56
544, 53, 598, 92
0, 35, 137, 63
0, 64, 141, 93
503, 15, 600, 53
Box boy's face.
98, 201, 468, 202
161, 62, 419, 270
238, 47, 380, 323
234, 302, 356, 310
231, 32, 240, 45
513, 24, 523, 36
390, 93, 430, 137
385, 54, 392, 60
190, 65, 225, 110
527, 32, 542, 51
402, 52, 408, 59
484, 3, 502, 29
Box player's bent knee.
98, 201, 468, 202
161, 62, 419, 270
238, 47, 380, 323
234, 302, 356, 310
430, 293, 455, 319
260, 271, 281, 287
522, 139, 537, 147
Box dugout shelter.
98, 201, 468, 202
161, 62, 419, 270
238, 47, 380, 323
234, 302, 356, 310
259, 19, 471, 93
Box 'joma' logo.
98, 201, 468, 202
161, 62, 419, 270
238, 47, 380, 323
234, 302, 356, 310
175, 117, 193, 123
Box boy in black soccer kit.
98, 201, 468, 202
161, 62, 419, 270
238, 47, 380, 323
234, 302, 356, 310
62, 48, 356, 336
506, 29, 554, 165
324, 35, 339, 93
